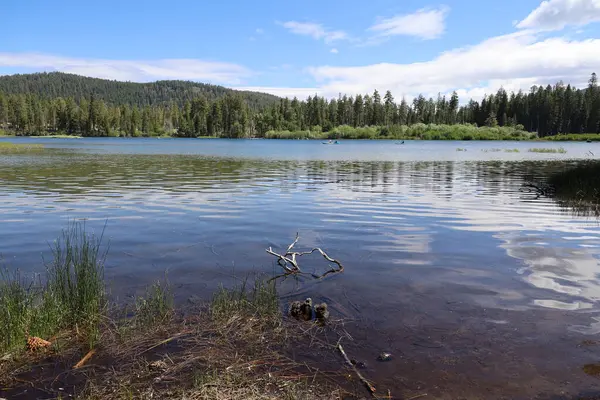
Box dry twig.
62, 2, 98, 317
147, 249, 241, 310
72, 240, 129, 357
73, 349, 96, 369
266, 233, 344, 279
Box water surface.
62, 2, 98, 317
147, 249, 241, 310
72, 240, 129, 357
2, 138, 600, 398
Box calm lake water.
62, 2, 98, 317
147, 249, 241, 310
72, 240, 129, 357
2, 137, 600, 398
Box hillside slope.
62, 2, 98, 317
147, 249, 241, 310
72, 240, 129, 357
0, 72, 280, 109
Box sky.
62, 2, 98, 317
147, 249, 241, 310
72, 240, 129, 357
2, 0, 600, 101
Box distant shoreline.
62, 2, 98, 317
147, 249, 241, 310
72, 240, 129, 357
2, 134, 599, 142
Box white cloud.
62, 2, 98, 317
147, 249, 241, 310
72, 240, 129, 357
280, 21, 347, 44
0, 53, 251, 84
517, 0, 600, 31
369, 6, 449, 40
305, 30, 600, 101
330, 48, 339, 54
255, 28, 265, 34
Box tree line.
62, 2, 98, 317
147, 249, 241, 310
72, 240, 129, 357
0, 73, 599, 138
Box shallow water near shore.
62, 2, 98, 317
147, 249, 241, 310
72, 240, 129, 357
2, 137, 600, 398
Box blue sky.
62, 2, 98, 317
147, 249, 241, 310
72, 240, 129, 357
2, 0, 600, 100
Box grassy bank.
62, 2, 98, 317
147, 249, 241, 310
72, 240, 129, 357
544, 133, 600, 142
29, 134, 84, 139
0, 142, 45, 153
0, 225, 353, 399
265, 124, 537, 141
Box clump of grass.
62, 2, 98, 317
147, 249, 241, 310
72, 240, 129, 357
0, 223, 107, 354
528, 147, 567, 153
211, 277, 279, 323
0, 269, 34, 353
46, 223, 107, 348
482, 148, 502, 152
456, 147, 467, 152
134, 279, 174, 327
505, 148, 520, 153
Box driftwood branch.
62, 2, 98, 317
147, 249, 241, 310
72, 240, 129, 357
266, 233, 344, 279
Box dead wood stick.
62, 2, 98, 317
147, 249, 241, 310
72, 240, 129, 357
286, 232, 300, 253
73, 349, 96, 369
266, 247, 298, 272
337, 343, 376, 395
266, 234, 344, 278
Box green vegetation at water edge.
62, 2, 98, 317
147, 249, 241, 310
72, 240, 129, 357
504, 148, 520, 153
548, 162, 600, 217
528, 147, 567, 153
543, 133, 600, 141
0, 224, 106, 353
1, 72, 600, 139
30, 133, 83, 138
0, 142, 44, 153
265, 124, 535, 140
0, 224, 346, 399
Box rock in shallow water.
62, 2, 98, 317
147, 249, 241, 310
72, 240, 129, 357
314, 302, 329, 324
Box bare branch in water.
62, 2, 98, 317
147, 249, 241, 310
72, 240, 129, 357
266, 233, 344, 279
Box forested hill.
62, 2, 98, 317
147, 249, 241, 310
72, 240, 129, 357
0, 72, 280, 109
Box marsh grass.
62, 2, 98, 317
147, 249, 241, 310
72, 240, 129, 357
528, 147, 567, 153
0, 223, 107, 354
0, 269, 34, 353
33, 134, 83, 139
0, 237, 349, 399
505, 148, 520, 153
211, 277, 279, 323
548, 162, 600, 217
544, 133, 600, 142
0, 142, 44, 153
456, 148, 467, 152
134, 279, 174, 327
46, 223, 107, 348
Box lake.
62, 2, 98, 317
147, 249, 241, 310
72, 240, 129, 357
2, 137, 600, 399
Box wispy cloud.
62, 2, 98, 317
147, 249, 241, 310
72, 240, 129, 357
255, 28, 265, 34
0, 53, 252, 84
330, 48, 339, 54
308, 30, 600, 100
517, 0, 600, 31
369, 6, 449, 40
279, 21, 348, 44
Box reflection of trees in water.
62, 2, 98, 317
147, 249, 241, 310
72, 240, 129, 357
1, 154, 597, 215
547, 161, 600, 217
